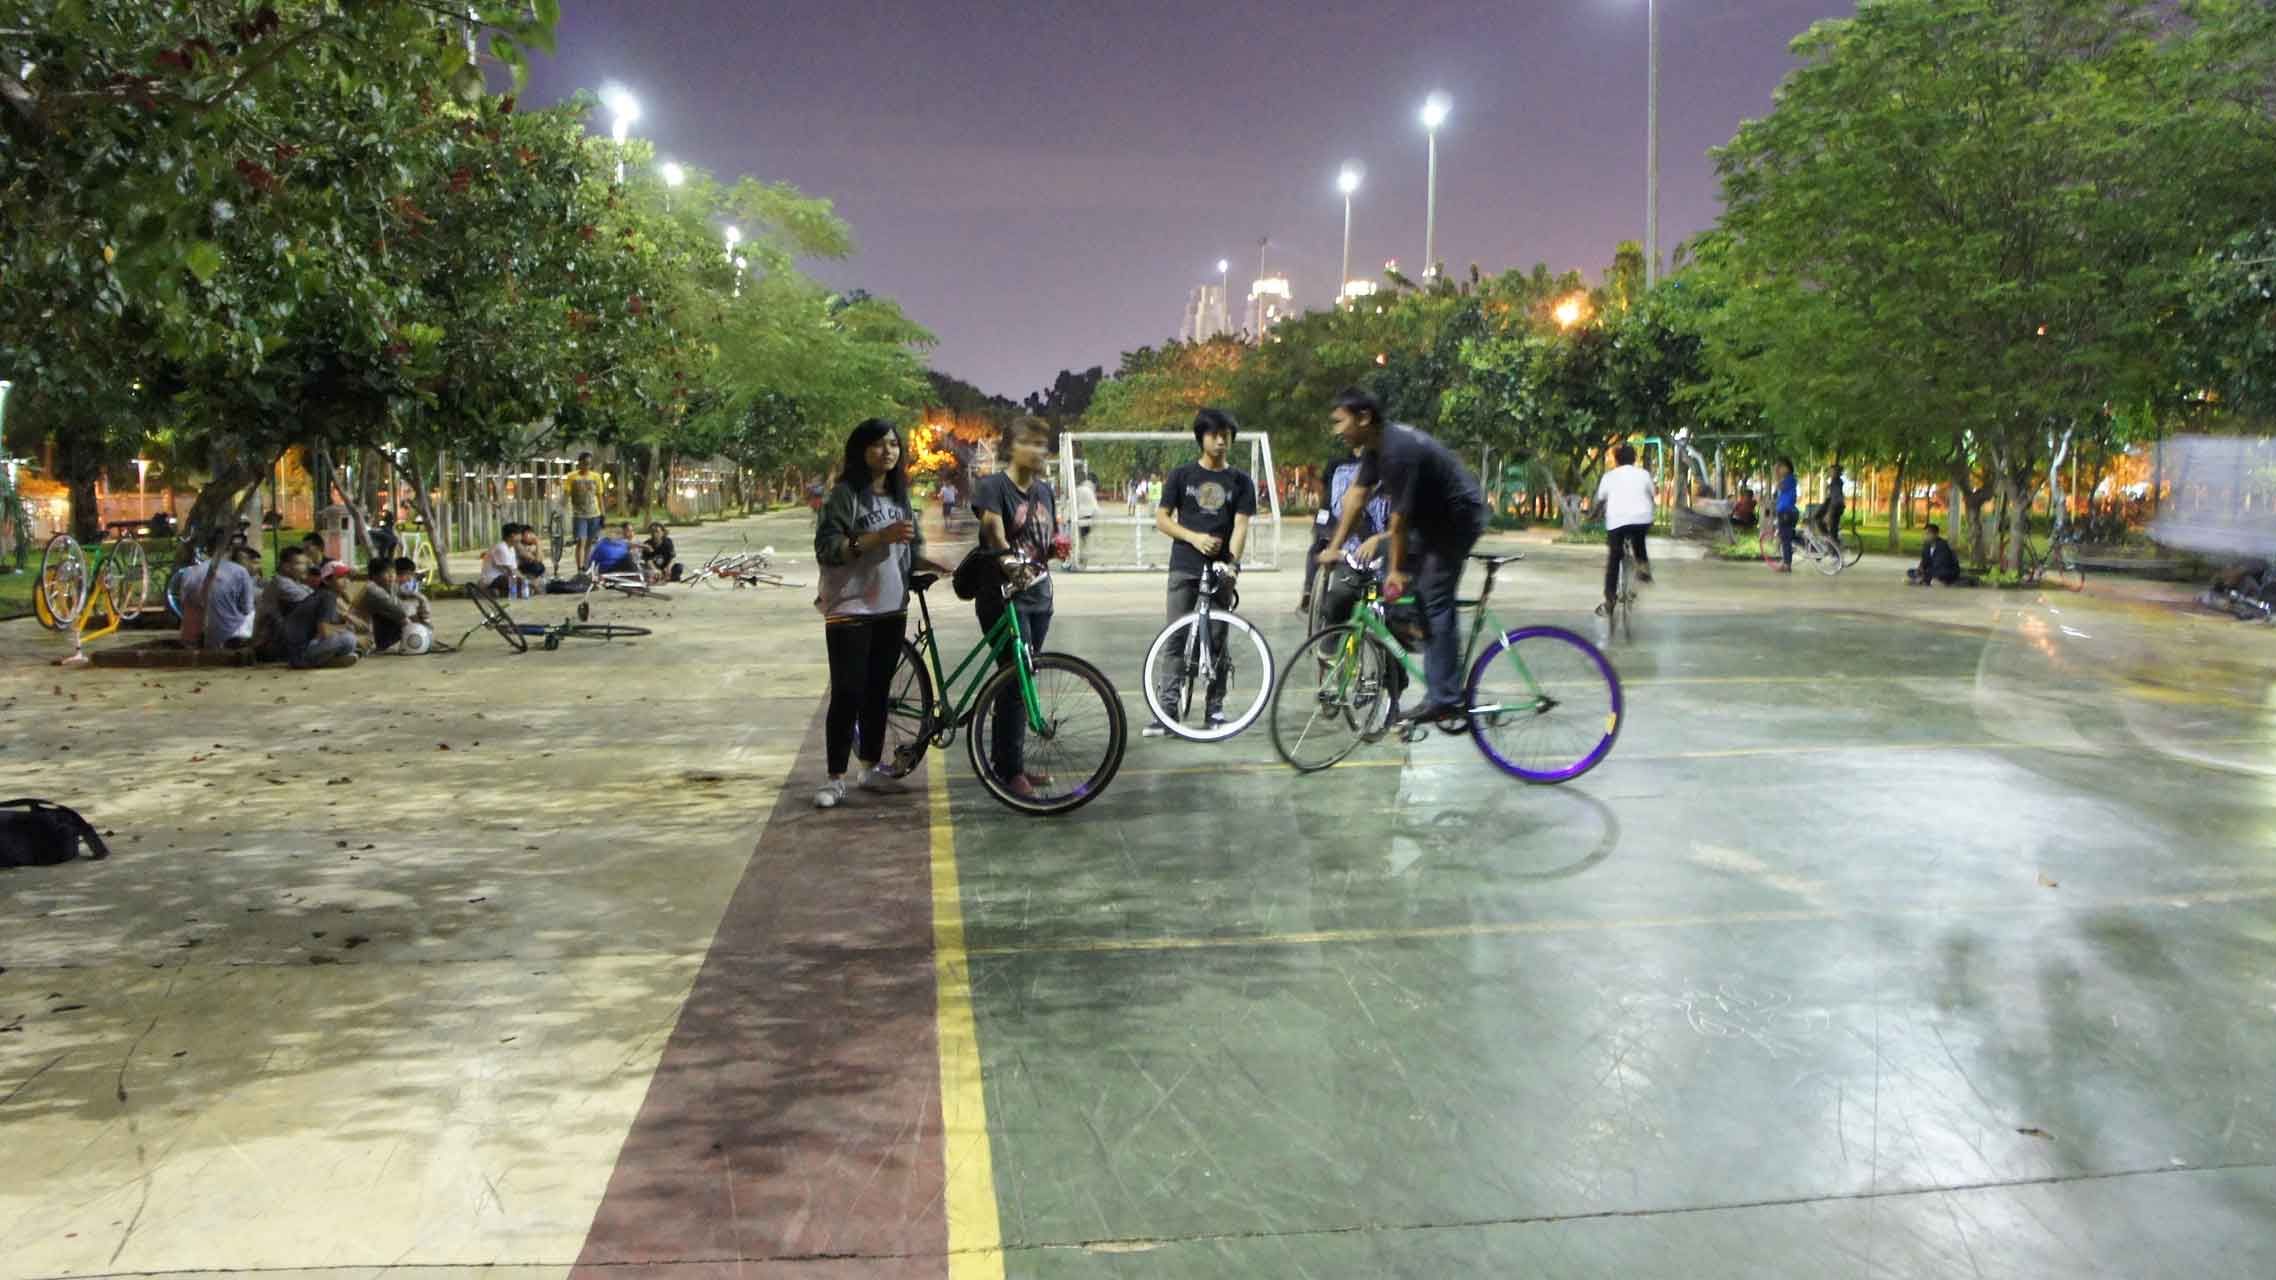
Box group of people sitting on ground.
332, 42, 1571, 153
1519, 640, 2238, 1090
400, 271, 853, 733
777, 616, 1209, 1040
478, 519, 679, 599
176, 535, 435, 669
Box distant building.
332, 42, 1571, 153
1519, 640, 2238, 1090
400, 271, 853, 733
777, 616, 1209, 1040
1178, 284, 1230, 343
1248, 274, 1295, 337
1338, 279, 1380, 308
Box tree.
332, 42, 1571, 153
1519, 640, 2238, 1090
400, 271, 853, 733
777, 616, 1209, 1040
1706, 0, 2276, 569
1023, 366, 1103, 426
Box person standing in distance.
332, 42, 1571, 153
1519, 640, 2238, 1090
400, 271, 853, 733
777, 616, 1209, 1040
1146, 408, 1256, 735
1772, 458, 1800, 573
564, 452, 606, 573
1821, 463, 1847, 551
1592, 443, 1657, 617
1317, 388, 1489, 726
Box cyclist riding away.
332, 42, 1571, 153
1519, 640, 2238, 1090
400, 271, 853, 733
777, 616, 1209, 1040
1317, 387, 1490, 726
1146, 408, 1256, 736
1592, 443, 1656, 618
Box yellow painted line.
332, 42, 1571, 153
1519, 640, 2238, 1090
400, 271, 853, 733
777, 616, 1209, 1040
966, 884, 2276, 961
927, 759, 1006, 1280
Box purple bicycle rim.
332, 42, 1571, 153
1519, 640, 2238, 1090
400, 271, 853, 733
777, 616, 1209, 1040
1468, 625, 1622, 783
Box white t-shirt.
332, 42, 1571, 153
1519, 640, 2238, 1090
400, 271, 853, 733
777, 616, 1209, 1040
1595, 465, 1657, 531
481, 542, 518, 586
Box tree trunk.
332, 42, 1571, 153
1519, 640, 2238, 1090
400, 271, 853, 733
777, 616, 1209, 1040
1948, 453, 1990, 569
179, 447, 274, 567
384, 448, 455, 585
1886, 454, 1907, 555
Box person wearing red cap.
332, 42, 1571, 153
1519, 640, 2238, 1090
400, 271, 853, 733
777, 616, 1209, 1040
282, 562, 362, 669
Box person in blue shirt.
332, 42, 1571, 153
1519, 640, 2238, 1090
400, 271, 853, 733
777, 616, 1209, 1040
591, 522, 641, 576
1772, 458, 1800, 573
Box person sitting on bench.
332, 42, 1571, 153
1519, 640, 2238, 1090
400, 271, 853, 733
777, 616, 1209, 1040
1907, 523, 1964, 586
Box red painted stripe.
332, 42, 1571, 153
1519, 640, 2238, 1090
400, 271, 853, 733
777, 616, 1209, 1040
573, 709, 948, 1277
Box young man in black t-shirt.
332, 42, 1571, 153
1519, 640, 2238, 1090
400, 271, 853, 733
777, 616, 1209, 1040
970, 416, 1060, 797
1146, 408, 1257, 735
1317, 387, 1489, 724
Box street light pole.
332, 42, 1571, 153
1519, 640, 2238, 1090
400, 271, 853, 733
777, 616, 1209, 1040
1420, 94, 1449, 279
1216, 259, 1230, 335
601, 85, 640, 185
1646, 0, 1660, 286
1337, 166, 1361, 305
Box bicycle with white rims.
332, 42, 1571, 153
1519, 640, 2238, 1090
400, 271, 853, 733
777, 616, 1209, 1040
1140, 560, 1276, 742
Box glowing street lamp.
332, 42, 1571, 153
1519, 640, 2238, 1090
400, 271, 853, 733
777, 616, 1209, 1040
1554, 294, 1588, 329
601, 84, 640, 183
133, 457, 151, 518
660, 161, 685, 188
1337, 165, 1362, 304
1216, 258, 1230, 334
1420, 93, 1450, 278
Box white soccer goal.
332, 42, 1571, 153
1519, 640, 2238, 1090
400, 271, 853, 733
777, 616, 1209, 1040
1057, 431, 1284, 572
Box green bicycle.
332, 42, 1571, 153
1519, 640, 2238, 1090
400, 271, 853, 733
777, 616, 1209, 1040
1269, 548, 1624, 780
884, 557, 1128, 816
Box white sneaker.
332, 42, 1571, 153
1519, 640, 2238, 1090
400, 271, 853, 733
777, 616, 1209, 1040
814, 778, 846, 809
857, 763, 905, 791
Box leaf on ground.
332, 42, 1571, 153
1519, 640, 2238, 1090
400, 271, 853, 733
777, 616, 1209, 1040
2016, 1126, 2054, 1140
2037, 873, 2059, 888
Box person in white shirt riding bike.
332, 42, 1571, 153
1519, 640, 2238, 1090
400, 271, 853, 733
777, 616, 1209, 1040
1592, 443, 1657, 617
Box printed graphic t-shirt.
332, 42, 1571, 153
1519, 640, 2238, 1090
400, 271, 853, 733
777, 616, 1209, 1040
1159, 461, 1257, 577
971, 472, 1056, 609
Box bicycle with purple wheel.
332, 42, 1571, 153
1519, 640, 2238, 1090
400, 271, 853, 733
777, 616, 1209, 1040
1268, 548, 1623, 781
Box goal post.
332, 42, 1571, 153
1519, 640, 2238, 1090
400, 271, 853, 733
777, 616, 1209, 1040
1057, 431, 1284, 572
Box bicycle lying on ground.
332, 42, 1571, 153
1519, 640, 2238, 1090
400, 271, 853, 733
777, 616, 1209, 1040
1141, 560, 1275, 741
883, 555, 1127, 816
460, 583, 653, 652
1269, 547, 1623, 781
682, 540, 803, 590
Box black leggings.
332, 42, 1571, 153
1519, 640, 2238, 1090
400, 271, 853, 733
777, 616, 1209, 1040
1605, 524, 1649, 597
823, 612, 908, 776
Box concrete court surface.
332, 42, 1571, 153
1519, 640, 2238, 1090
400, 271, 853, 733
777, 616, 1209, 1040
2, 507, 2273, 1279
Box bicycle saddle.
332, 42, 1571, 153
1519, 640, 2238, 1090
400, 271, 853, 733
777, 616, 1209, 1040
911, 572, 940, 592
1470, 553, 1525, 566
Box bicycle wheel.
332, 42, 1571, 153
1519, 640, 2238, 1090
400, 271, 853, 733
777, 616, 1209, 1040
1841, 524, 1866, 568
965, 652, 1126, 816
1808, 533, 1844, 576
465, 584, 528, 653
1757, 525, 1782, 567
37, 534, 90, 629
1305, 564, 1332, 636
2048, 542, 2084, 591
548, 623, 653, 642
1467, 625, 1623, 783
882, 641, 937, 774
411, 536, 441, 580
1141, 609, 1276, 742
110, 536, 149, 619
1270, 625, 1399, 772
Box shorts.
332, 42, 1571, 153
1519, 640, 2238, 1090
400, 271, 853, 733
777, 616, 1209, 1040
572, 515, 605, 541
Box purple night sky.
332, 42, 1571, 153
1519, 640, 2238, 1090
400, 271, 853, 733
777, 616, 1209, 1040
524, 1, 1852, 401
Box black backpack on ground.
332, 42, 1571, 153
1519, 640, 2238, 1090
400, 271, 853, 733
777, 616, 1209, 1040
0, 800, 111, 869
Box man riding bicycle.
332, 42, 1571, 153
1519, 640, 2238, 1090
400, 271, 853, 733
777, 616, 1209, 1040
1591, 443, 1656, 617
1317, 387, 1489, 726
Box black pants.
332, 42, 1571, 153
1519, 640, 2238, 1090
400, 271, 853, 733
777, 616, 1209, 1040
1604, 524, 1649, 598
975, 597, 1051, 780
1415, 515, 1485, 709
823, 612, 908, 776
1777, 510, 1799, 566
1161, 574, 1230, 711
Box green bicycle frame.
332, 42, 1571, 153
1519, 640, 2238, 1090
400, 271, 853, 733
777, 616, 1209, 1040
908, 589, 1046, 735
1327, 578, 1545, 716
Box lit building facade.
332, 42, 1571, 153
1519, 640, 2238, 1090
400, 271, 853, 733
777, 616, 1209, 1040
1178, 284, 1230, 343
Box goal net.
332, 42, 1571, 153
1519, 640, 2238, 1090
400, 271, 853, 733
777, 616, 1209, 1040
1057, 431, 1284, 572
